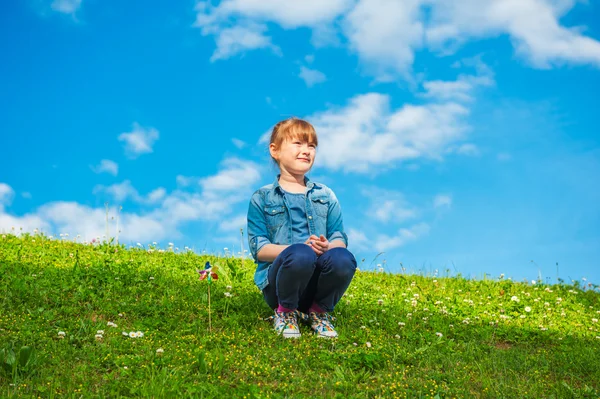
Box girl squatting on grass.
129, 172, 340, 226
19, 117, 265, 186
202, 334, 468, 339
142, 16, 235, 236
247, 118, 357, 338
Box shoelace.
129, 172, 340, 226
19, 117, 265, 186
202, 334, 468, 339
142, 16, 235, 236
263, 310, 311, 322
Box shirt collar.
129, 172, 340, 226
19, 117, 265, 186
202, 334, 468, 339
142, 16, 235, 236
273, 174, 316, 193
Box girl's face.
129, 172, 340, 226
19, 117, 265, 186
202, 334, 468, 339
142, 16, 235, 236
270, 137, 316, 177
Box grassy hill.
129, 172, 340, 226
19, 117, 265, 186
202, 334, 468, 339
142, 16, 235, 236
1, 233, 599, 398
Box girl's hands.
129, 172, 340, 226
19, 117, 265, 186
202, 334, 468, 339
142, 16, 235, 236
305, 235, 329, 256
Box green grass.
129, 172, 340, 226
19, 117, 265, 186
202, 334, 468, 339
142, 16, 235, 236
1, 233, 599, 398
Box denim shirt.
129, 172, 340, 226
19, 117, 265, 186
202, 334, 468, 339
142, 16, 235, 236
247, 175, 348, 290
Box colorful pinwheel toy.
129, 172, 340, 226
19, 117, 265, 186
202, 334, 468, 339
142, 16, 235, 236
198, 261, 219, 283
198, 261, 219, 332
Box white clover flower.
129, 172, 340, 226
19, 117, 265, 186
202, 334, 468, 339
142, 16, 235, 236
226, 285, 232, 291
449, 324, 454, 328
398, 322, 406, 327
544, 302, 550, 307
149, 277, 155, 280
510, 296, 519, 302
122, 332, 128, 336
118, 313, 123, 317
156, 348, 164, 354
353, 342, 358, 346
360, 325, 366, 329
377, 299, 384, 305
395, 334, 401, 339
97, 330, 104, 335
95, 334, 103, 340
107, 321, 117, 328
224, 292, 232, 298
366, 342, 372, 348
435, 332, 443, 337
58, 331, 66, 338
592, 318, 599, 323
525, 306, 532, 312
520, 315, 526, 319
136, 331, 144, 338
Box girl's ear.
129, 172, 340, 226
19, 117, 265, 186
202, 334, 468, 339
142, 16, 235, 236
269, 143, 278, 161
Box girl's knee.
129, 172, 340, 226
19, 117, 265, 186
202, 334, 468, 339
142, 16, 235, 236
324, 248, 357, 277
282, 243, 317, 271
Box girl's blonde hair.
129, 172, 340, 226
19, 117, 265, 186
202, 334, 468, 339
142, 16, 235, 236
269, 117, 318, 151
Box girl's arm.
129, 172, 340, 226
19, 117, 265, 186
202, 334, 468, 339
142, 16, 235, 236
256, 244, 289, 263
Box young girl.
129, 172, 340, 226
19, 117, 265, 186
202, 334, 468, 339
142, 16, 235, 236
247, 117, 357, 338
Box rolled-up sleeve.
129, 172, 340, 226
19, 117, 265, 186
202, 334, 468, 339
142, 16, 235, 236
247, 193, 271, 260
326, 189, 348, 247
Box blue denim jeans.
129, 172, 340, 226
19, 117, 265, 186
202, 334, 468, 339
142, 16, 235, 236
262, 243, 357, 313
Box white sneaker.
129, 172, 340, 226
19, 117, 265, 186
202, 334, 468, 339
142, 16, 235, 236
273, 311, 301, 338
308, 312, 338, 338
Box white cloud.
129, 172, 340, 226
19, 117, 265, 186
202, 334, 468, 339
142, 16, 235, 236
1, 157, 262, 242
299, 66, 327, 87
347, 228, 369, 251
421, 75, 494, 102
176, 175, 197, 187
193, 0, 351, 60
210, 23, 280, 61
118, 123, 159, 159
51, 0, 81, 15
91, 159, 118, 176
193, 0, 600, 78
363, 188, 418, 223
147, 188, 166, 203
195, 0, 352, 29
310, 93, 469, 173
342, 0, 425, 79
0, 212, 49, 234
232, 138, 247, 149
425, 0, 600, 68
93, 181, 139, 203
449, 143, 480, 156
0, 183, 15, 210
199, 157, 262, 192
93, 181, 168, 205
219, 214, 247, 232
374, 222, 430, 252
433, 194, 452, 209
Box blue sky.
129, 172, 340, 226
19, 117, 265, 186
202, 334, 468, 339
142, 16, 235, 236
1, 0, 599, 284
